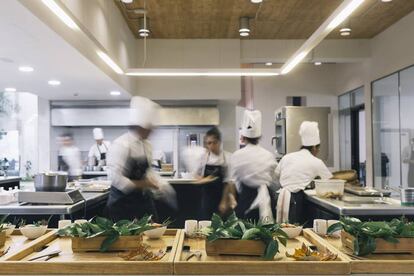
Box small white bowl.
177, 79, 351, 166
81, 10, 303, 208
281, 226, 303, 239
1, 224, 16, 237
20, 225, 47, 240
144, 226, 167, 239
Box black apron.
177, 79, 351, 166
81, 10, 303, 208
275, 190, 305, 224
235, 183, 276, 222
106, 155, 158, 222
408, 148, 414, 187
97, 143, 108, 162
200, 153, 227, 220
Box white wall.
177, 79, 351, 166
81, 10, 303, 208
335, 10, 414, 187
37, 97, 50, 173
252, 64, 339, 169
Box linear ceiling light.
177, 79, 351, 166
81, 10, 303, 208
97, 51, 124, 74
42, 0, 79, 30
125, 68, 280, 77
280, 0, 364, 74
327, 0, 364, 30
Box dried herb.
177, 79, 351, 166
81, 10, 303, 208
200, 212, 288, 260
286, 243, 337, 261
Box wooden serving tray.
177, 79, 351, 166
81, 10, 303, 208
0, 229, 181, 275
324, 231, 414, 274
342, 231, 414, 254
174, 229, 350, 275
0, 229, 55, 261
72, 235, 143, 252
205, 239, 265, 256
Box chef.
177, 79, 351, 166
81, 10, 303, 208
106, 96, 176, 221
88, 128, 111, 166
195, 127, 232, 219
228, 110, 278, 222
57, 133, 82, 181
276, 121, 332, 224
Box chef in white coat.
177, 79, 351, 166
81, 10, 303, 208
276, 121, 332, 224
106, 96, 176, 221
88, 128, 111, 166
228, 110, 278, 222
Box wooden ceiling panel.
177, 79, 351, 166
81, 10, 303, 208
115, 0, 414, 39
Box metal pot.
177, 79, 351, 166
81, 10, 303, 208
400, 188, 414, 206
34, 172, 68, 192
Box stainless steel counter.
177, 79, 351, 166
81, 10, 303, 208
0, 176, 20, 184
305, 190, 414, 216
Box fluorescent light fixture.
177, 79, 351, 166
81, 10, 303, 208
327, 0, 364, 30
281, 52, 307, 75
251, 0, 263, 3
97, 51, 124, 74
19, 66, 34, 72
42, 0, 79, 30
314, 61, 322, 66
265, 62, 273, 66
110, 91, 121, 96
48, 80, 61, 86
126, 68, 280, 77
4, 87, 16, 92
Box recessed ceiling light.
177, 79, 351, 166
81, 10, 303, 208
381, 0, 392, 2
265, 62, 273, 66
251, 0, 263, 3
110, 91, 121, 96
314, 61, 322, 66
18, 66, 34, 72
4, 87, 16, 92
340, 27, 351, 36
121, 0, 133, 3
48, 80, 61, 86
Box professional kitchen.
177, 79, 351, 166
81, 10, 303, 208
1, 0, 414, 275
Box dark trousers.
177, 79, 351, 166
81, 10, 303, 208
275, 190, 305, 224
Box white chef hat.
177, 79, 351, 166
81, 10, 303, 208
299, 121, 320, 146
93, 128, 104, 140
241, 110, 262, 138
129, 96, 160, 128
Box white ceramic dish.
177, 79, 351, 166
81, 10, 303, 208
144, 226, 167, 239
20, 225, 47, 240
1, 224, 16, 236
281, 226, 303, 239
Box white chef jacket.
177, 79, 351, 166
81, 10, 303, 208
107, 132, 177, 208
196, 151, 232, 182
88, 141, 111, 160
275, 149, 332, 223
230, 144, 278, 221
59, 146, 82, 177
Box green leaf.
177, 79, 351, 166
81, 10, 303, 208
95, 217, 113, 229
211, 213, 223, 229
327, 222, 343, 234
241, 228, 261, 240
100, 231, 120, 252
264, 240, 278, 260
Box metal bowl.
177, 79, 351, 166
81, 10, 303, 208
34, 172, 68, 192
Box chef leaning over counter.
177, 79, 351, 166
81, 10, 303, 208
105, 96, 177, 222
88, 128, 111, 167
276, 121, 332, 224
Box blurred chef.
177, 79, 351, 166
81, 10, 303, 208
106, 96, 176, 221
276, 121, 332, 224
88, 128, 111, 166
57, 132, 82, 181
195, 127, 232, 219
228, 110, 278, 222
